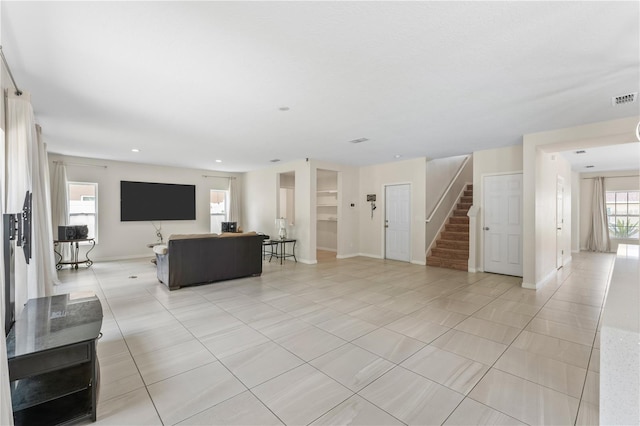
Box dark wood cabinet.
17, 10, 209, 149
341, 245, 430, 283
6, 293, 103, 425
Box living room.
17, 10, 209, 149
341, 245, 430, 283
1, 2, 640, 425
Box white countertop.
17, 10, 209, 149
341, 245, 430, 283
600, 244, 640, 426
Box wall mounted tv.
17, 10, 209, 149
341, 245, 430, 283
120, 181, 196, 221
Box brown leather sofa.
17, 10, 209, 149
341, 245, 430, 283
154, 232, 263, 290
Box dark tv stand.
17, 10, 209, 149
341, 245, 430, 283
6, 293, 103, 425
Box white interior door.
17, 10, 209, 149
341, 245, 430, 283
556, 176, 564, 269
385, 184, 411, 262
483, 174, 523, 276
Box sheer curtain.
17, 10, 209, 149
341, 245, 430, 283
6, 91, 56, 308
51, 161, 69, 260
1, 126, 14, 426
586, 176, 611, 252
229, 177, 241, 228
32, 125, 58, 287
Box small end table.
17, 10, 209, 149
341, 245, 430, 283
268, 239, 297, 265
53, 238, 95, 270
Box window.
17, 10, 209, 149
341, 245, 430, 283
210, 190, 228, 233
606, 190, 639, 239
68, 182, 98, 240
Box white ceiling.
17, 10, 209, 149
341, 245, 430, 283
560, 142, 640, 173
2, 1, 639, 172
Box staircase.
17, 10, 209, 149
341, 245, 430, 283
426, 184, 472, 271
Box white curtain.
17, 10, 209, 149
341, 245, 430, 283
586, 176, 611, 252
1, 126, 14, 426
32, 126, 58, 287
6, 91, 56, 309
229, 178, 241, 227
51, 162, 69, 260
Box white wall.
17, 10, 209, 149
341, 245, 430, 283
243, 159, 360, 263
471, 145, 523, 272
243, 159, 314, 263
358, 158, 426, 264
523, 116, 639, 289
49, 154, 240, 261
311, 160, 360, 259
571, 171, 581, 253
579, 170, 640, 252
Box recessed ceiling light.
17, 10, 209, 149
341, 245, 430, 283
394, 154, 402, 159
215, 159, 222, 163
585, 165, 595, 168
575, 150, 586, 154
270, 159, 281, 163
279, 106, 290, 111
349, 138, 369, 144
131, 148, 140, 153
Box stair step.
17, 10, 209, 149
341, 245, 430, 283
431, 247, 469, 260
467, 184, 473, 190
453, 210, 469, 217
464, 190, 473, 196
449, 216, 469, 224
460, 196, 473, 204
457, 203, 472, 210
436, 239, 468, 250
426, 257, 468, 271
441, 231, 469, 241
444, 223, 469, 232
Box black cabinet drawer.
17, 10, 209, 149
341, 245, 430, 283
9, 343, 90, 381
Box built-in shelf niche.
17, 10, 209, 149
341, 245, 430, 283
316, 170, 338, 253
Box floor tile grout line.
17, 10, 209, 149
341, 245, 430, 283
76, 254, 612, 425
93, 266, 168, 425
441, 260, 609, 426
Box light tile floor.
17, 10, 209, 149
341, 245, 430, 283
60, 251, 614, 425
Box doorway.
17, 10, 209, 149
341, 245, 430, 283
385, 184, 411, 262
556, 175, 564, 269
483, 173, 523, 276
278, 171, 295, 238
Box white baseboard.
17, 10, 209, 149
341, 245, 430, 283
297, 258, 317, 265
358, 253, 384, 259
336, 253, 359, 259
411, 260, 426, 266
523, 269, 557, 290
94, 254, 152, 262
316, 247, 337, 252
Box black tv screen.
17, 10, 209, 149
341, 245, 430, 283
121, 181, 196, 221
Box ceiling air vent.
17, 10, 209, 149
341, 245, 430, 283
349, 137, 369, 144
575, 150, 586, 154
612, 92, 637, 106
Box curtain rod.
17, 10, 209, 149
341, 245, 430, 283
53, 160, 107, 169
582, 174, 639, 179
203, 175, 236, 179
0, 46, 22, 96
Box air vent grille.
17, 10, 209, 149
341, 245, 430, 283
349, 138, 369, 144
612, 92, 637, 106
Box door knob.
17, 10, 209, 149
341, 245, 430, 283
483, 227, 490, 231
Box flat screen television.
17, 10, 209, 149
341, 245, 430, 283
121, 181, 196, 221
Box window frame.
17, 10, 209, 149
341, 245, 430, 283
68, 181, 99, 243
210, 189, 229, 233
606, 190, 639, 240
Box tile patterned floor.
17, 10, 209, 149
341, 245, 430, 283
60, 251, 614, 425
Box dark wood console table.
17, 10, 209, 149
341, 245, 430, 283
6, 293, 103, 425
53, 238, 95, 270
